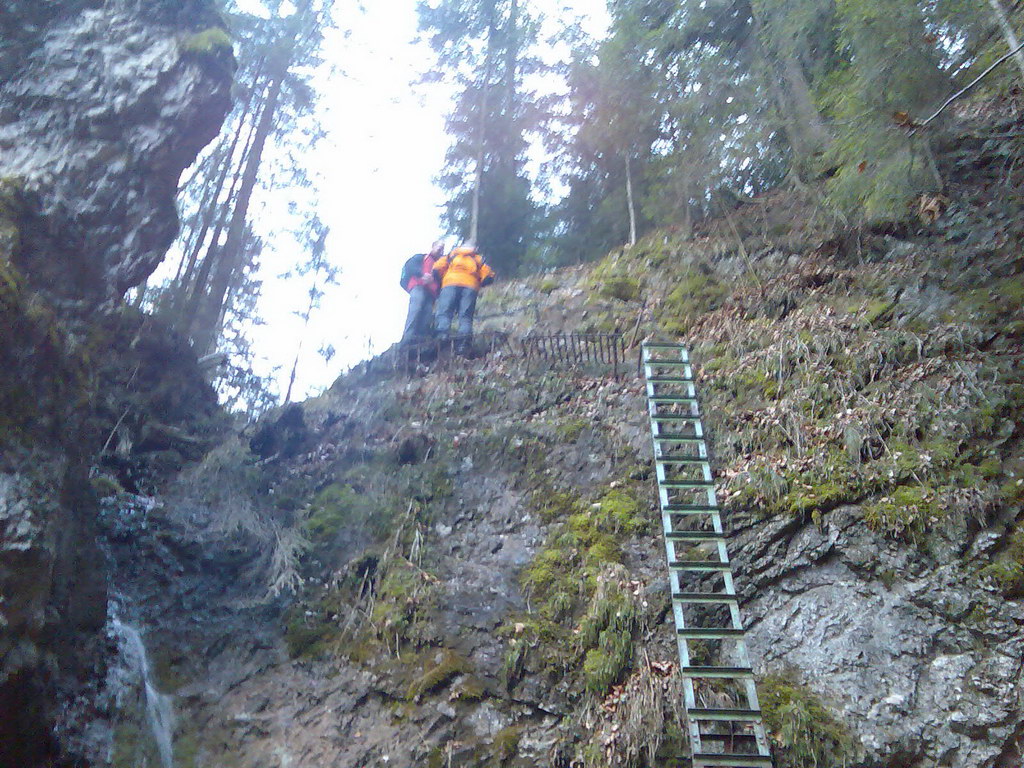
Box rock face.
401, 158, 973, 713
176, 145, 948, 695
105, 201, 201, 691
108, 123, 1024, 768
0, 0, 233, 307
738, 508, 1024, 767
0, 1, 232, 764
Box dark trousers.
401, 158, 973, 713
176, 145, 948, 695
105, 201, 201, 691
401, 285, 434, 343
434, 285, 478, 345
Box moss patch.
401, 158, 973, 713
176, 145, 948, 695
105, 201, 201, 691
491, 725, 524, 765
406, 649, 471, 701
504, 484, 647, 695
180, 27, 233, 58
760, 673, 858, 768
578, 574, 639, 695
981, 525, 1024, 597
590, 255, 642, 302
659, 271, 731, 332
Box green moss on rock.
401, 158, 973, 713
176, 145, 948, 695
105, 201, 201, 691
590, 256, 642, 302
760, 673, 858, 768
491, 725, 524, 765
862, 485, 941, 539
981, 526, 1024, 597
406, 649, 471, 701
180, 27, 233, 58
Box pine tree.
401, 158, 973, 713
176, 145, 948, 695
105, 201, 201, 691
161, 0, 337, 359
418, 0, 546, 274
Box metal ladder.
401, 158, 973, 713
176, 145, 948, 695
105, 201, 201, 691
642, 342, 772, 768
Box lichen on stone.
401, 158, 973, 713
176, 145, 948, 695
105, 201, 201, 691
179, 27, 233, 59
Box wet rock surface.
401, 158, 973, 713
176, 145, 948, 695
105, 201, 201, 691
0, 0, 231, 764
0, 0, 232, 306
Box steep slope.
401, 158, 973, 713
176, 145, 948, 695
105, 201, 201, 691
109, 108, 1024, 767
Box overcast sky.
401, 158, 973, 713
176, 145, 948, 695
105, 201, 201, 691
242, 0, 610, 401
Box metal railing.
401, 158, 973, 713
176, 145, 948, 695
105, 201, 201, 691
381, 331, 626, 376
519, 332, 625, 377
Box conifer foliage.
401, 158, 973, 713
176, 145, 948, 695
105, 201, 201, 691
543, 0, 1024, 261
418, 0, 548, 275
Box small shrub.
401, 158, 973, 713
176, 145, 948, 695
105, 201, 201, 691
600, 275, 641, 302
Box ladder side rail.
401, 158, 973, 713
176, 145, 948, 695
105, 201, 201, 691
643, 342, 772, 766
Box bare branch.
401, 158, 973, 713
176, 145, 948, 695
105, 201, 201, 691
917, 40, 1024, 129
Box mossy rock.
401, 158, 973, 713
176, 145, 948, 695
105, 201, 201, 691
0, 177, 26, 263
660, 271, 730, 326
862, 299, 896, 327
179, 27, 233, 59
590, 255, 643, 302
981, 526, 1024, 597
406, 649, 471, 701
760, 672, 859, 768
491, 725, 524, 765
862, 485, 941, 539
90, 474, 124, 499
599, 275, 642, 302
302, 483, 393, 545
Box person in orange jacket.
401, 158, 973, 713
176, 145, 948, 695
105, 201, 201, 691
432, 241, 495, 353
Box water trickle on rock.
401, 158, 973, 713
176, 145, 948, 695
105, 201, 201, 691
109, 618, 175, 768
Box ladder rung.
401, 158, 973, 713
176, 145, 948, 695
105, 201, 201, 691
655, 438, 705, 446
650, 395, 696, 402
664, 504, 720, 513
645, 360, 691, 367
652, 414, 701, 421
698, 734, 760, 743
692, 753, 772, 768
658, 460, 709, 468
687, 708, 762, 722
680, 666, 754, 679
678, 627, 744, 639
670, 560, 731, 572
673, 591, 738, 603
647, 376, 695, 384
662, 480, 714, 489
657, 435, 703, 444
667, 531, 725, 542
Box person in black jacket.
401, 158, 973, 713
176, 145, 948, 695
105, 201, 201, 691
399, 240, 444, 344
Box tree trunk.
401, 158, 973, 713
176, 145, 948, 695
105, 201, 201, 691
470, 0, 498, 245
625, 153, 637, 246
283, 289, 315, 405
174, 68, 265, 292
777, 52, 830, 149
175, 113, 258, 328
189, 65, 285, 355
986, 0, 1024, 81
681, 170, 692, 239
131, 277, 148, 309
748, 7, 830, 166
